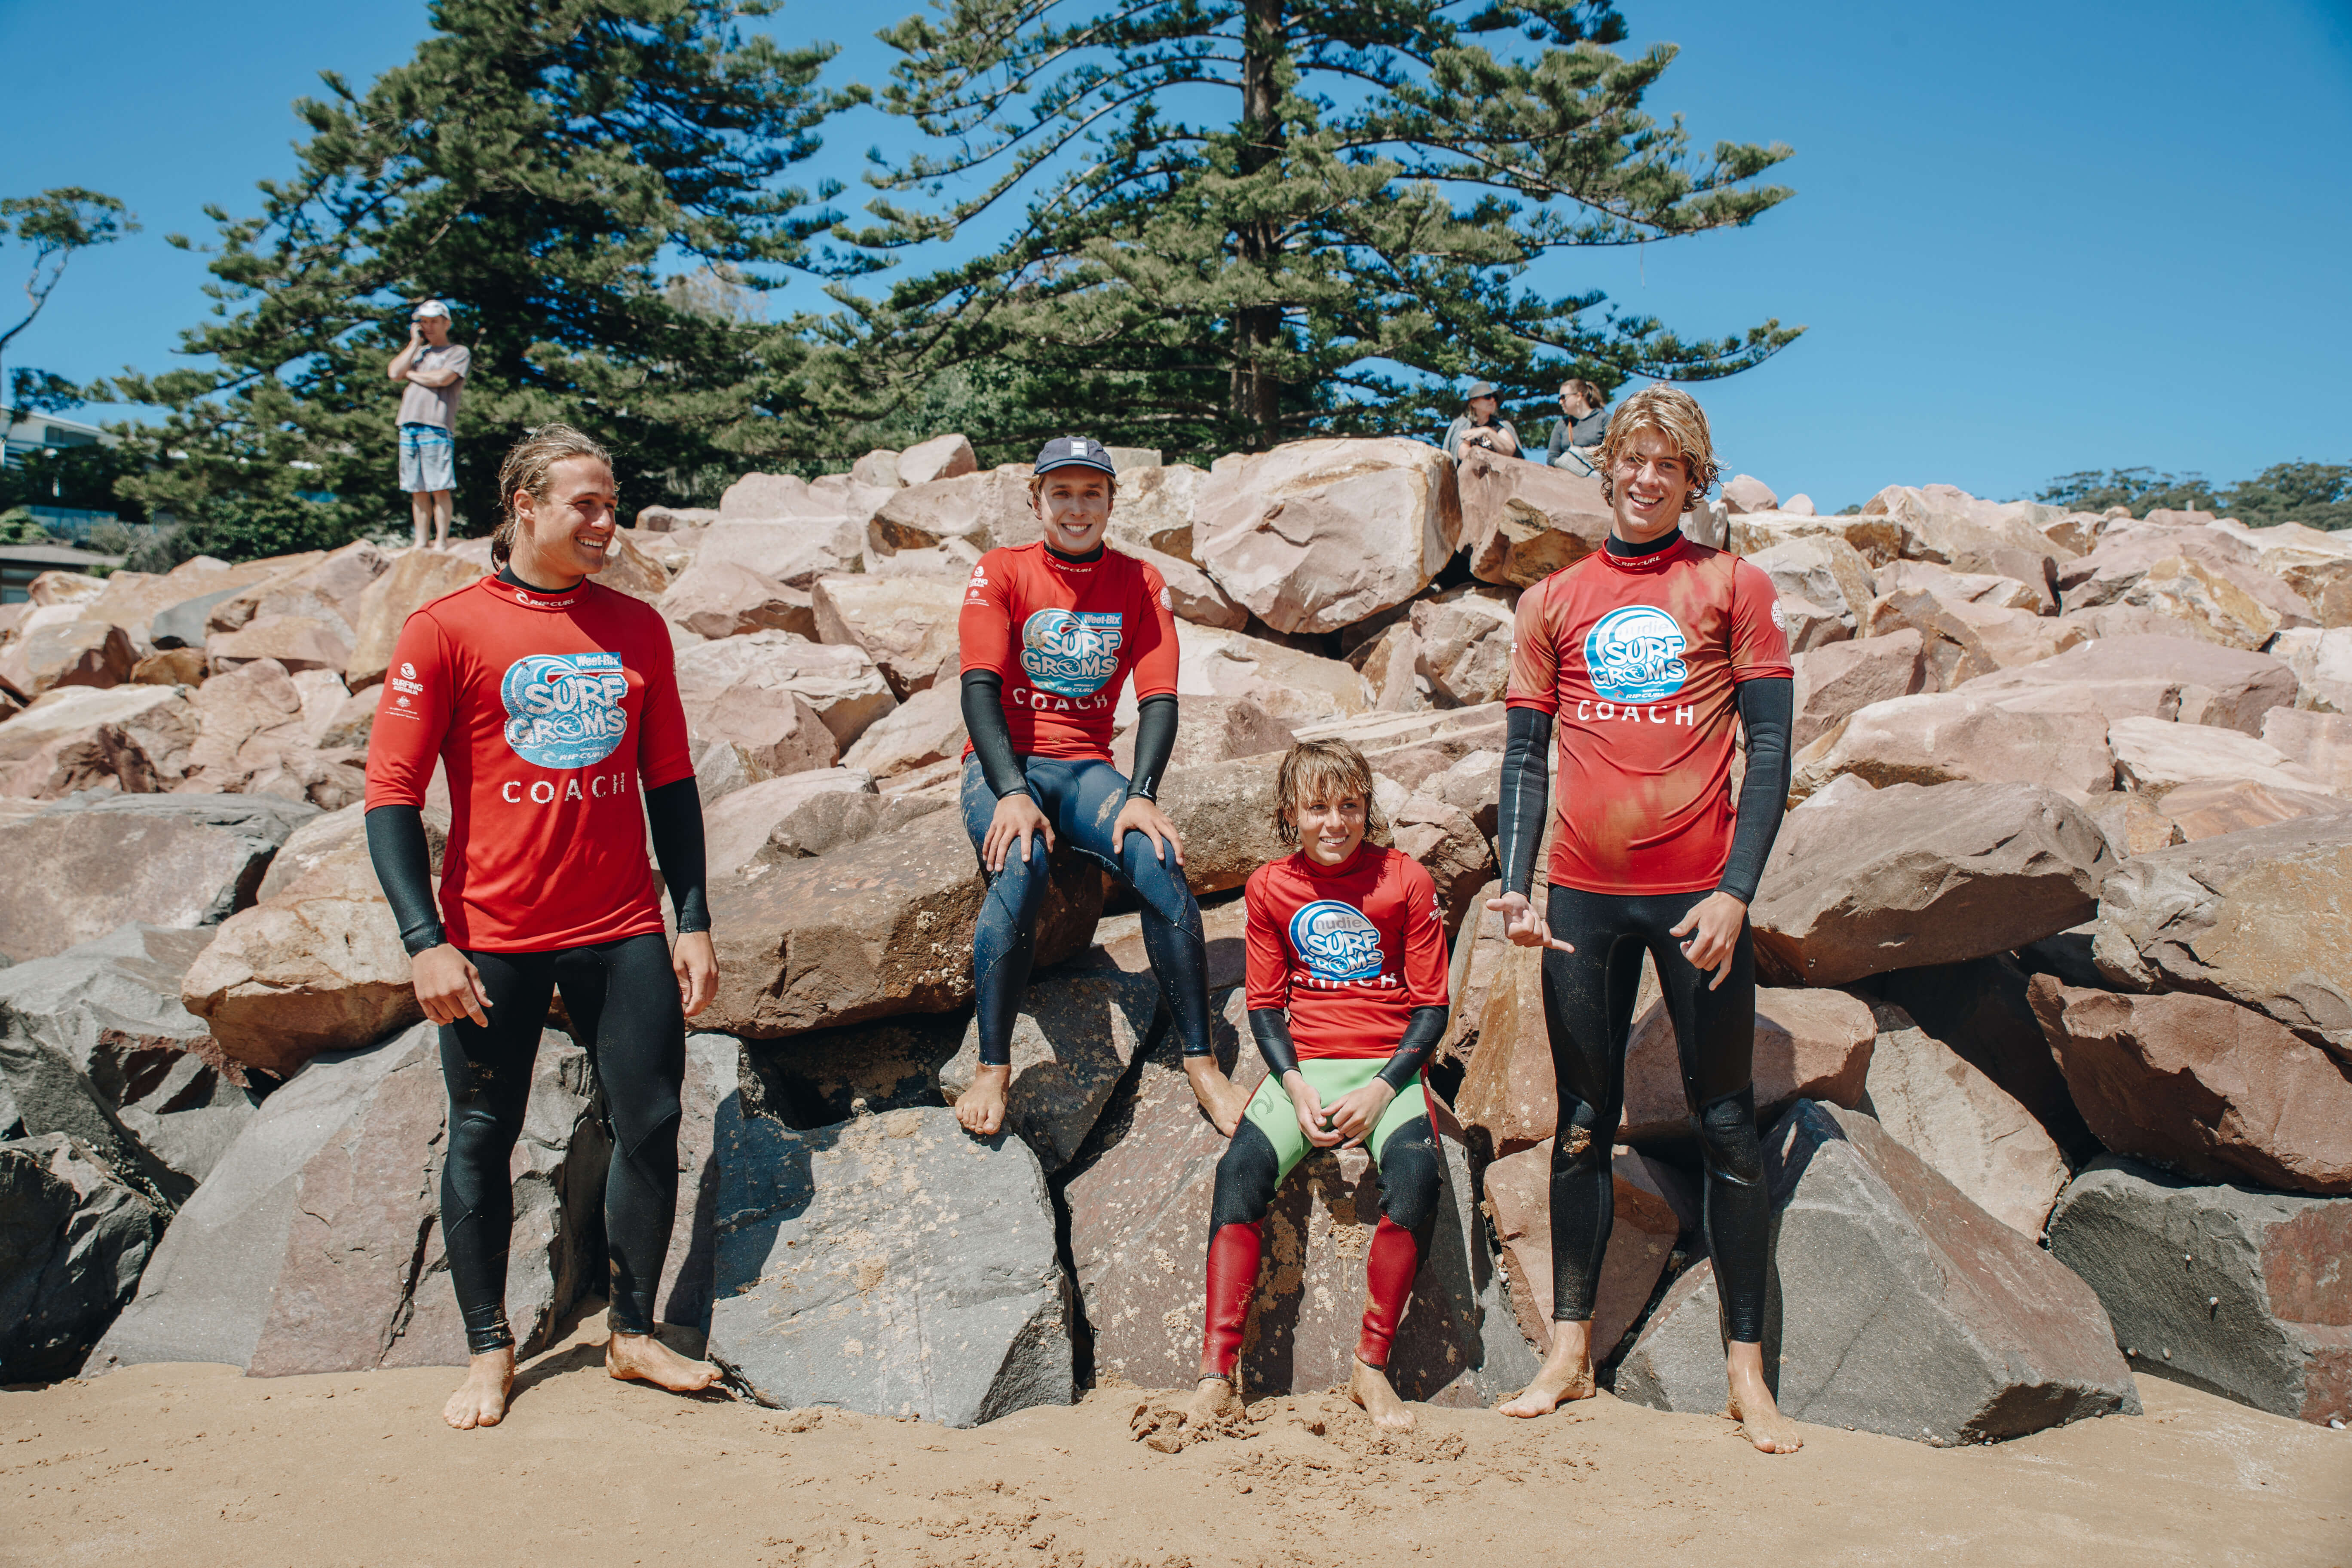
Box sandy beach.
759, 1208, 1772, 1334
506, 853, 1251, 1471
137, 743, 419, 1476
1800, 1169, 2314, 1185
6, 1302, 2346, 1568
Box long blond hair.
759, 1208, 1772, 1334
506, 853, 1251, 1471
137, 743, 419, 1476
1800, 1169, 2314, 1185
492, 423, 613, 569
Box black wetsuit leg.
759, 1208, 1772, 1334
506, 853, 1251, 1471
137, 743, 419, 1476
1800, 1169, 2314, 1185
439, 932, 686, 1351
439, 948, 558, 1355
1541, 884, 1767, 1343
551, 931, 686, 1339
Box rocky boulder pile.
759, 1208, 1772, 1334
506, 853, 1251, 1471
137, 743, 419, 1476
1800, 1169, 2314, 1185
4, 446, 2346, 1439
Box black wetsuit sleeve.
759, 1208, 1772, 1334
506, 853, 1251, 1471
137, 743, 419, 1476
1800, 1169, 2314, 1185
1247, 1008, 1301, 1078
1377, 1006, 1451, 1094
644, 776, 711, 935
1126, 694, 1177, 802
1718, 676, 1794, 905
364, 804, 446, 956
1497, 705, 1553, 900
960, 670, 1031, 799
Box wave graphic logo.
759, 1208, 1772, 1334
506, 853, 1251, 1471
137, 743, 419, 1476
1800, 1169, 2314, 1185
500, 652, 631, 769
1288, 900, 1385, 983
1583, 604, 1689, 704
1020, 608, 1124, 697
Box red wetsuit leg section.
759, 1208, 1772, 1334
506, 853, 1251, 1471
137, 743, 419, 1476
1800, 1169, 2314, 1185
1201, 1221, 1263, 1378
1356, 1216, 1421, 1369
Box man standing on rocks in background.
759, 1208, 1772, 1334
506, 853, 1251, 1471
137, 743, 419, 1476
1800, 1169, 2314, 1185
386, 299, 470, 550
953, 435, 1249, 1140
364, 422, 721, 1430
1484, 385, 1805, 1453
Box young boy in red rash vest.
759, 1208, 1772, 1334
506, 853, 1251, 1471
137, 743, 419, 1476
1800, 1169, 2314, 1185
1182, 740, 1451, 1433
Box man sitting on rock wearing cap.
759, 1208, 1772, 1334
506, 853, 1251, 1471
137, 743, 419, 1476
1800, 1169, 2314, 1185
1442, 381, 1520, 461
952, 436, 1249, 1141
386, 300, 472, 550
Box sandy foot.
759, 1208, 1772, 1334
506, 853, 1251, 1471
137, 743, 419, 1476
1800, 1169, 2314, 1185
1349, 1359, 1416, 1432
444, 1348, 515, 1430
955, 1066, 1010, 1136
607, 1331, 720, 1393
1182, 1376, 1245, 1430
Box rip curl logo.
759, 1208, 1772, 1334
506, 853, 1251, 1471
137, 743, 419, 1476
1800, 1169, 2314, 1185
1583, 604, 1689, 704
1288, 900, 1386, 984
499, 652, 630, 769
1020, 608, 1123, 697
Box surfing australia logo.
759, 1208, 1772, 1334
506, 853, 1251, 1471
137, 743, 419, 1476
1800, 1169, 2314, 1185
1582, 604, 1689, 704
500, 652, 631, 769
1288, 900, 1386, 984
1020, 609, 1124, 697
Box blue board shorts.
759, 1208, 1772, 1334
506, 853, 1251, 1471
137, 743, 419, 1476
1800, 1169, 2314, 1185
399, 422, 455, 493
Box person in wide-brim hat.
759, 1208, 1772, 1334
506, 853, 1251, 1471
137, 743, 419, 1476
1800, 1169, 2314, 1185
1442, 379, 1520, 460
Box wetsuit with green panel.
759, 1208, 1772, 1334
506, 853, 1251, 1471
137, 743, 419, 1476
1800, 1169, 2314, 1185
1200, 842, 1451, 1380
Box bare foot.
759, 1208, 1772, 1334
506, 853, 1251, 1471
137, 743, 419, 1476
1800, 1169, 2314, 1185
1498, 1320, 1596, 1418
444, 1347, 514, 1430
1183, 1375, 1244, 1429
1185, 1060, 1250, 1137
1725, 1346, 1803, 1454
1349, 1358, 1415, 1432
956, 1064, 1010, 1136
607, 1330, 720, 1393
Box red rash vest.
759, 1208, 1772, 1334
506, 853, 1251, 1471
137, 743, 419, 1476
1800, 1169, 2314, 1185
363, 573, 695, 952
1244, 845, 1450, 1057
1505, 536, 1792, 896
958, 542, 1179, 763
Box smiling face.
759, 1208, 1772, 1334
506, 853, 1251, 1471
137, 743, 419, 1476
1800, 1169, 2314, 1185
1032, 468, 1113, 555
1289, 788, 1368, 868
511, 456, 619, 582
1608, 427, 1695, 545
1468, 394, 1500, 423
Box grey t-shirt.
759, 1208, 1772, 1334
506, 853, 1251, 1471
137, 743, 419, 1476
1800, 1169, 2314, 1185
1546, 406, 1610, 461
397, 343, 472, 429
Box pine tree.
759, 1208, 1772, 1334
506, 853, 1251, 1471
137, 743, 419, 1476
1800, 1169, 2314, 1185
108, 0, 848, 546
842, 0, 1799, 461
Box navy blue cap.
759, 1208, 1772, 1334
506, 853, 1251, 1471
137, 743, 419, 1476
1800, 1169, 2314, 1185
1033, 435, 1117, 476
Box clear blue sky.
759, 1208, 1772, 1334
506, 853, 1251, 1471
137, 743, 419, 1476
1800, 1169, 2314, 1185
4, 0, 2347, 511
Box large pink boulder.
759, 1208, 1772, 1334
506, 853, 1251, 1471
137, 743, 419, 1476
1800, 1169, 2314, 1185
2030, 979, 2352, 1195
1621, 987, 1876, 1142
1751, 781, 2112, 985
1195, 438, 1462, 633
0, 684, 198, 798
1453, 447, 1609, 587
1958, 634, 2297, 736
1791, 630, 1931, 750
673, 629, 896, 768
344, 547, 487, 689
656, 557, 814, 641
808, 575, 965, 698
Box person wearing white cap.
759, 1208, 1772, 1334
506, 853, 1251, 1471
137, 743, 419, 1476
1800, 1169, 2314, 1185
386, 300, 472, 549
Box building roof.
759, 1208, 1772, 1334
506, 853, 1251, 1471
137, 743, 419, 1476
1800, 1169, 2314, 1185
0, 542, 125, 569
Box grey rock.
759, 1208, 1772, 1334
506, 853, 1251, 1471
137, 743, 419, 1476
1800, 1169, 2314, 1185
2047, 1157, 2350, 1426
0, 1134, 167, 1382
0, 791, 319, 962
1858, 1004, 2068, 1240
89, 1023, 607, 1375
0, 924, 255, 1207
150, 585, 248, 651
708, 1104, 1072, 1427
1616, 1101, 2138, 1445
938, 967, 1164, 1173
655, 1032, 740, 1332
